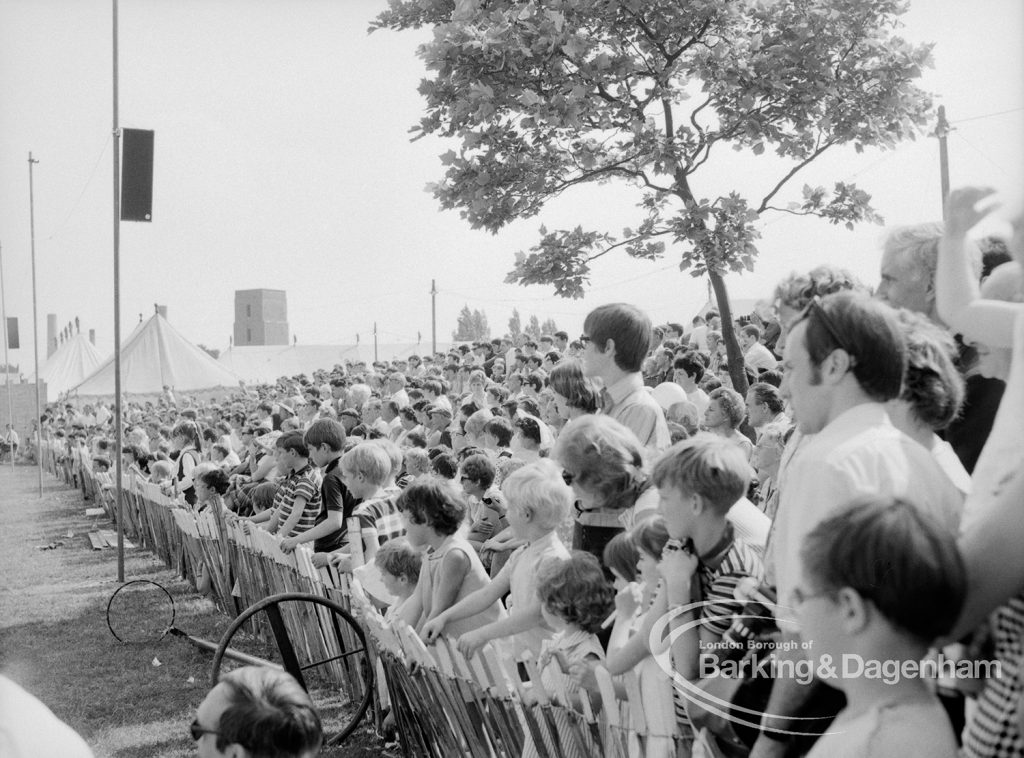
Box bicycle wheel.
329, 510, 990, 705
211, 592, 373, 746
106, 579, 176, 644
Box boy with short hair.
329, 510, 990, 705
329, 443, 404, 571
650, 435, 764, 681
794, 497, 965, 758
582, 302, 669, 452
281, 420, 355, 562
248, 432, 323, 539
422, 459, 572, 661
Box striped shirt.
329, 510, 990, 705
275, 464, 323, 538
353, 494, 405, 546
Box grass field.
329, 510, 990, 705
0, 466, 398, 757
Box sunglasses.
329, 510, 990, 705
190, 718, 220, 742
578, 334, 591, 345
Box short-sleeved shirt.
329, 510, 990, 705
495, 530, 570, 660
313, 457, 356, 553
275, 464, 323, 538
352, 494, 405, 546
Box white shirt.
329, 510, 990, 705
0, 676, 94, 758
689, 324, 709, 352
727, 497, 771, 551
743, 341, 778, 374
767, 404, 963, 617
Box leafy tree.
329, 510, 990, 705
507, 308, 522, 339
540, 318, 559, 337
374, 0, 933, 392
453, 304, 491, 340
524, 314, 542, 340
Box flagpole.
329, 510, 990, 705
112, 0, 125, 584
28, 154, 43, 497
0, 242, 14, 472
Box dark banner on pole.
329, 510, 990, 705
6, 318, 18, 349
121, 128, 154, 222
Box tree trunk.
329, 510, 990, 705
708, 269, 749, 397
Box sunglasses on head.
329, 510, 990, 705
190, 718, 220, 742
799, 296, 857, 364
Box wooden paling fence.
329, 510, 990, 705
45, 441, 687, 758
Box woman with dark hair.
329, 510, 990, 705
548, 359, 598, 422
552, 415, 657, 563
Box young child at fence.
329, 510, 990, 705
375, 538, 423, 620
396, 477, 506, 637
569, 516, 672, 701
150, 459, 174, 495
602, 531, 643, 653
193, 466, 231, 596
240, 432, 322, 539
327, 442, 404, 572
280, 419, 354, 560
422, 459, 571, 663
522, 551, 613, 710
795, 497, 965, 758
369, 537, 424, 735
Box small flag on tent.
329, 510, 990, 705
6, 318, 18, 349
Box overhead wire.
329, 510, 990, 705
45, 135, 111, 243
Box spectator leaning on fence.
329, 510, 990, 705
422, 459, 572, 662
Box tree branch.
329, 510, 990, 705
585, 228, 674, 263
761, 206, 817, 217
757, 137, 839, 213
665, 18, 712, 63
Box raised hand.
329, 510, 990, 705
945, 186, 998, 238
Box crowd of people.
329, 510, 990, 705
44, 187, 1023, 758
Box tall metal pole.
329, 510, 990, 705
27, 154, 43, 497
936, 105, 951, 220
112, 0, 125, 583
0, 242, 15, 472
430, 279, 437, 356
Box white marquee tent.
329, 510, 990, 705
68, 313, 241, 399
31, 333, 103, 399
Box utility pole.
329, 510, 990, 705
27, 153, 42, 498
935, 105, 952, 219
112, 0, 125, 582
0, 242, 14, 473
430, 279, 437, 356
373, 322, 378, 364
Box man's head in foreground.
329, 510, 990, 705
193, 666, 322, 758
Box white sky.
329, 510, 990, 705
0, 0, 1022, 363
